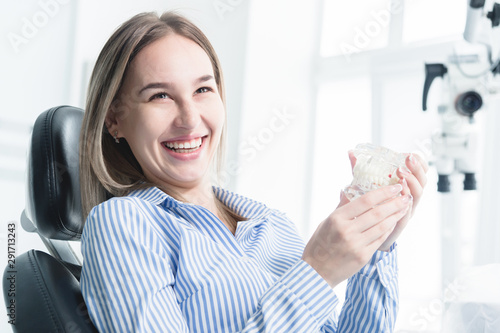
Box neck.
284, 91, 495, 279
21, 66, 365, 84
158, 181, 239, 235
160, 180, 215, 207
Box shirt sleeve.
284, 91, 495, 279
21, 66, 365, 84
239, 260, 339, 332
244, 247, 399, 333
81, 199, 190, 332
334, 245, 399, 332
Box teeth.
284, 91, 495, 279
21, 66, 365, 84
164, 137, 203, 152
353, 163, 400, 187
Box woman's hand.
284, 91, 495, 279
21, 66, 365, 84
302, 185, 412, 288
346, 151, 429, 251
376, 153, 428, 251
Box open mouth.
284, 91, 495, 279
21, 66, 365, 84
162, 136, 204, 153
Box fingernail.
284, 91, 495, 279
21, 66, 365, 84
398, 166, 411, 176
391, 184, 403, 193
399, 177, 407, 187
401, 194, 413, 203
409, 153, 416, 165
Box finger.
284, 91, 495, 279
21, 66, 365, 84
337, 184, 404, 218
396, 194, 413, 227
337, 190, 350, 208
406, 154, 428, 188
399, 178, 411, 200
363, 208, 407, 246
398, 177, 417, 216
397, 169, 423, 208
405, 200, 413, 221
399, 177, 410, 196
367, 220, 398, 253
348, 150, 356, 173
411, 152, 429, 173
391, 210, 412, 242
355, 193, 412, 231
398, 157, 426, 192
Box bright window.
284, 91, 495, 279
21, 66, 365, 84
309, 77, 372, 231
402, 0, 467, 44
313, 1, 476, 331
320, 0, 392, 57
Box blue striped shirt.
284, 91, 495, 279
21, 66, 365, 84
81, 186, 398, 332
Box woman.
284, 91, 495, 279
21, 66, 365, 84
79, 11, 427, 332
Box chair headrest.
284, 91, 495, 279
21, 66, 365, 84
25, 106, 85, 240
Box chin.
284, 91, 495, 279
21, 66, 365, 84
169, 170, 209, 186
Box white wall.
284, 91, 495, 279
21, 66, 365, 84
236, 0, 323, 236
1, 3, 78, 332
0, 0, 78, 269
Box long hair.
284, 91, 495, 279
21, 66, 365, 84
79, 12, 227, 218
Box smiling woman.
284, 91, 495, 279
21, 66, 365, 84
79, 10, 427, 333
80, 12, 230, 222
105, 33, 225, 204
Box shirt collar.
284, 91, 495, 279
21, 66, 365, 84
127, 186, 169, 206
127, 186, 198, 208
126, 186, 272, 220
213, 187, 271, 220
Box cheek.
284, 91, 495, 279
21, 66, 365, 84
121, 113, 168, 154
210, 99, 225, 133
215, 111, 225, 133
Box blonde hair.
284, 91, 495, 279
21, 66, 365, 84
80, 12, 227, 218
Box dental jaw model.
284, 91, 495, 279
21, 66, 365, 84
344, 143, 407, 201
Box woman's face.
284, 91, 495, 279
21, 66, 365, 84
107, 33, 224, 191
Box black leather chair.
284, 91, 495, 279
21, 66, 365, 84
3, 106, 98, 332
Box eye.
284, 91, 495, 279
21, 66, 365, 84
195, 87, 213, 94
149, 92, 170, 101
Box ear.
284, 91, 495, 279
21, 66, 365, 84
105, 102, 121, 138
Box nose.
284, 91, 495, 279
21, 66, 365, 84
174, 99, 201, 129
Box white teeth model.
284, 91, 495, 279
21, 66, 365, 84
352, 159, 400, 188
344, 143, 406, 201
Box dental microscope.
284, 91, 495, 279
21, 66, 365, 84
422, 0, 500, 192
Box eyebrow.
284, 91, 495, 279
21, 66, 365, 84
195, 75, 215, 84
138, 75, 215, 95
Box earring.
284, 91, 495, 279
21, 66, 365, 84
113, 131, 120, 143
